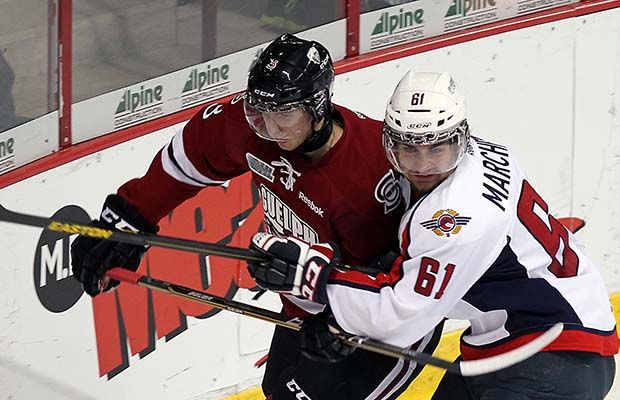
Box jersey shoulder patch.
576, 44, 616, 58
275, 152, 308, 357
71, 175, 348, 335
375, 169, 401, 214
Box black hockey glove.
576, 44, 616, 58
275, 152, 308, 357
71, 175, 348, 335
248, 233, 340, 304
70, 194, 158, 297
368, 250, 400, 274
300, 311, 356, 363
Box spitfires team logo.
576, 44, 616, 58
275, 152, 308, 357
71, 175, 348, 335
421, 209, 471, 237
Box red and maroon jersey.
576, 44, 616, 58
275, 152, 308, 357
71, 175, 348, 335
117, 94, 404, 313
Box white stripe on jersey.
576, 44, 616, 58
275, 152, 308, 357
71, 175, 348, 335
161, 128, 227, 187
282, 293, 325, 314
364, 327, 435, 400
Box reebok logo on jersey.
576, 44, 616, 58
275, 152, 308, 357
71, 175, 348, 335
375, 169, 401, 214
421, 209, 471, 237
299, 191, 324, 218
260, 185, 319, 243
246, 153, 275, 182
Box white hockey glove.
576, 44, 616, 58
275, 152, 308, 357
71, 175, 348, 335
248, 233, 339, 304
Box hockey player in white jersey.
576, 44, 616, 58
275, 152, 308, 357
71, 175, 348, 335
249, 71, 619, 399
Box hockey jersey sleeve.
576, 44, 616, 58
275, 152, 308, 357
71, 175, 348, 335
326, 201, 510, 347
118, 99, 252, 225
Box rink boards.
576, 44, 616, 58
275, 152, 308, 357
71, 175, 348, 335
0, 6, 619, 400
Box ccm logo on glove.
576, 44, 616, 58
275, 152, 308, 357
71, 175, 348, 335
101, 206, 141, 232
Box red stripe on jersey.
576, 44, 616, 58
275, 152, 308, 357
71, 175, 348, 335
329, 255, 406, 290
281, 296, 313, 319
400, 219, 412, 255
460, 327, 620, 360
312, 243, 335, 259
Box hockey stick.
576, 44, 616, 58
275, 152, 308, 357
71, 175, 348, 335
0, 204, 382, 274
106, 267, 564, 376
0, 204, 268, 262
106, 268, 301, 329
0, 204, 565, 374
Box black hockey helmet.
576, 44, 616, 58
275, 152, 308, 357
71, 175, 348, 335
244, 34, 336, 152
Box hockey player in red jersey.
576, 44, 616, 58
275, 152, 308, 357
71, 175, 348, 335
70, 34, 442, 399
249, 71, 619, 399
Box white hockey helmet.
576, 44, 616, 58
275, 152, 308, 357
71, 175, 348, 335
383, 71, 470, 175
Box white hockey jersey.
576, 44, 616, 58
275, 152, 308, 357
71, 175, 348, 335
327, 136, 619, 360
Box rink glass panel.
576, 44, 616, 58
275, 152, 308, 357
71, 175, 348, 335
0, 0, 54, 133
71, 0, 344, 104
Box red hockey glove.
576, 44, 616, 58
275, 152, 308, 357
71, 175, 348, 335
248, 233, 339, 304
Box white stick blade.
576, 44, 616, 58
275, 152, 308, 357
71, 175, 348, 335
458, 322, 564, 377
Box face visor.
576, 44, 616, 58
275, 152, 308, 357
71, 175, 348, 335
383, 120, 469, 176
243, 98, 314, 143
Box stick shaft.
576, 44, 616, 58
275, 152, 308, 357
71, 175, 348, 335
0, 205, 378, 272
105, 268, 467, 372
0, 204, 265, 261
106, 268, 301, 330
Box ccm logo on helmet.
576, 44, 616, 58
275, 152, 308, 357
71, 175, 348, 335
407, 122, 432, 129
253, 89, 275, 98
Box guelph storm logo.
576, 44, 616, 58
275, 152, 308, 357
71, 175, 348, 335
272, 157, 300, 191
375, 170, 401, 214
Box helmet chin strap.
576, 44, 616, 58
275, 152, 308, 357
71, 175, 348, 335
295, 109, 336, 154
295, 120, 333, 153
